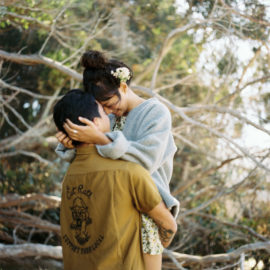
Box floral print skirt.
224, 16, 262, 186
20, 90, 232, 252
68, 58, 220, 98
141, 214, 164, 254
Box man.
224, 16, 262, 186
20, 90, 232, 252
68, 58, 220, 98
53, 89, 177, 270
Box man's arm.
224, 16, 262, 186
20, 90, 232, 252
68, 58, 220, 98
147, 201, 177, 248
128, 164, 177, 247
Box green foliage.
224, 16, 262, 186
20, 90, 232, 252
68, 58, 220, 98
262, 93, 270, 123
217, 52, 237, 76
0, 158, 64, 195
163, 34, 201, 73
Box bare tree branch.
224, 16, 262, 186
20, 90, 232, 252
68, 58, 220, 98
218, 75, 270, 103
236, 46, 262, 90
0, 209, 60, 236
0, 150, 54, 167
0, 96, 31, 129
219, 0, 270, 27
38, 5, 70, 55
0, 79, 54, 100
154, 75, 197, 93
1, 108, 23, 134
0, 243, 62, 260
0, 193, 61, 209
0, 50, 82, 81
133, 85, 270, 173
0, 113, 56, 153
172, 157, 240, 196
150, 20, 208, 90
194, 212, 269, 242
5, 11, 51, 30
179, 150, 270, 218
182, 105, 270, 137
163, 241, 270, 264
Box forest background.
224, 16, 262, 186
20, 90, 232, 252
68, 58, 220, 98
0, 0, 270, 269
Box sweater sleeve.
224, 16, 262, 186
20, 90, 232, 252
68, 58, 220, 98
55, 143, 76, 162
96, 102, 175, 174
54, 115, 115, 162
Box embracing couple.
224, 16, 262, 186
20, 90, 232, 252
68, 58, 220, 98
53, 50, 179, 270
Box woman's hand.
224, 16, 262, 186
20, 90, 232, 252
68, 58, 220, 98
63, 117, 111, 145
56, 131, 74, 149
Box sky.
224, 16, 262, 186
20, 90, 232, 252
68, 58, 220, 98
175, 0, 270, 151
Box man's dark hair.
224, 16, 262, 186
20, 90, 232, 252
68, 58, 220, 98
53, 89, 100, 146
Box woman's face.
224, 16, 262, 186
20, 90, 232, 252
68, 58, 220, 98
96, 102, 111, 132
100, 90, 128, 117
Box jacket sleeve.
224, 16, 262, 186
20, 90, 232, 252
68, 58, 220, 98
96, 103, 176, 174
129, 165, 162, 213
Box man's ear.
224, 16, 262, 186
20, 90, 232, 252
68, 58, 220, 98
119, 82, 128, 94
92, 117, 100, 128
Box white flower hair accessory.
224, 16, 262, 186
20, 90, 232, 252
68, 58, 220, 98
111, 67, 131, 83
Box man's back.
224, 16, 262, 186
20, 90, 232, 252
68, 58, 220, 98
60, 145, 161, 270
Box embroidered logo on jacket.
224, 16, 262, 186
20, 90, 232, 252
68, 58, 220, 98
63, 184, 104, 254
70, 197, 92, 245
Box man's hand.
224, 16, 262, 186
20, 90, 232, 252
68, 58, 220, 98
56, 131, 74, 149
147, 202, 177, 248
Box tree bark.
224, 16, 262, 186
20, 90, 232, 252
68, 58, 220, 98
0, 243, 62, 260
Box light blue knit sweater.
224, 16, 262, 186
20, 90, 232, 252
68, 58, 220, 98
56, 98, 180, 216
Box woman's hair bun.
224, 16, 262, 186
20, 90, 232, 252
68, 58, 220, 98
81, 50, 107, 69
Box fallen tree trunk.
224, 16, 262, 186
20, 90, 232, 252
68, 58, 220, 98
163, 241, 270, 265
0, 241, 269, 267
0, 243, 62, 260
0, 209, 61, 236
0, 193, 61, 209
0, 194, 61, 244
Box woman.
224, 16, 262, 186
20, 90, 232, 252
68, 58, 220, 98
56, 50, 179, 270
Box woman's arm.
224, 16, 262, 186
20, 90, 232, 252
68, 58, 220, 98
96, 103, 176, 174
56, 131, 74, 149
54, 132, 75, 162
55, 115, 114, 161
62, 102, 176, 174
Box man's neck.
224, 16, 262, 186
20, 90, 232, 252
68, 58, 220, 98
76, 143, 94, 148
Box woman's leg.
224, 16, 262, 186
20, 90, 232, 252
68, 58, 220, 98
141, 214, 163, 270
143, 253, 162, 270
